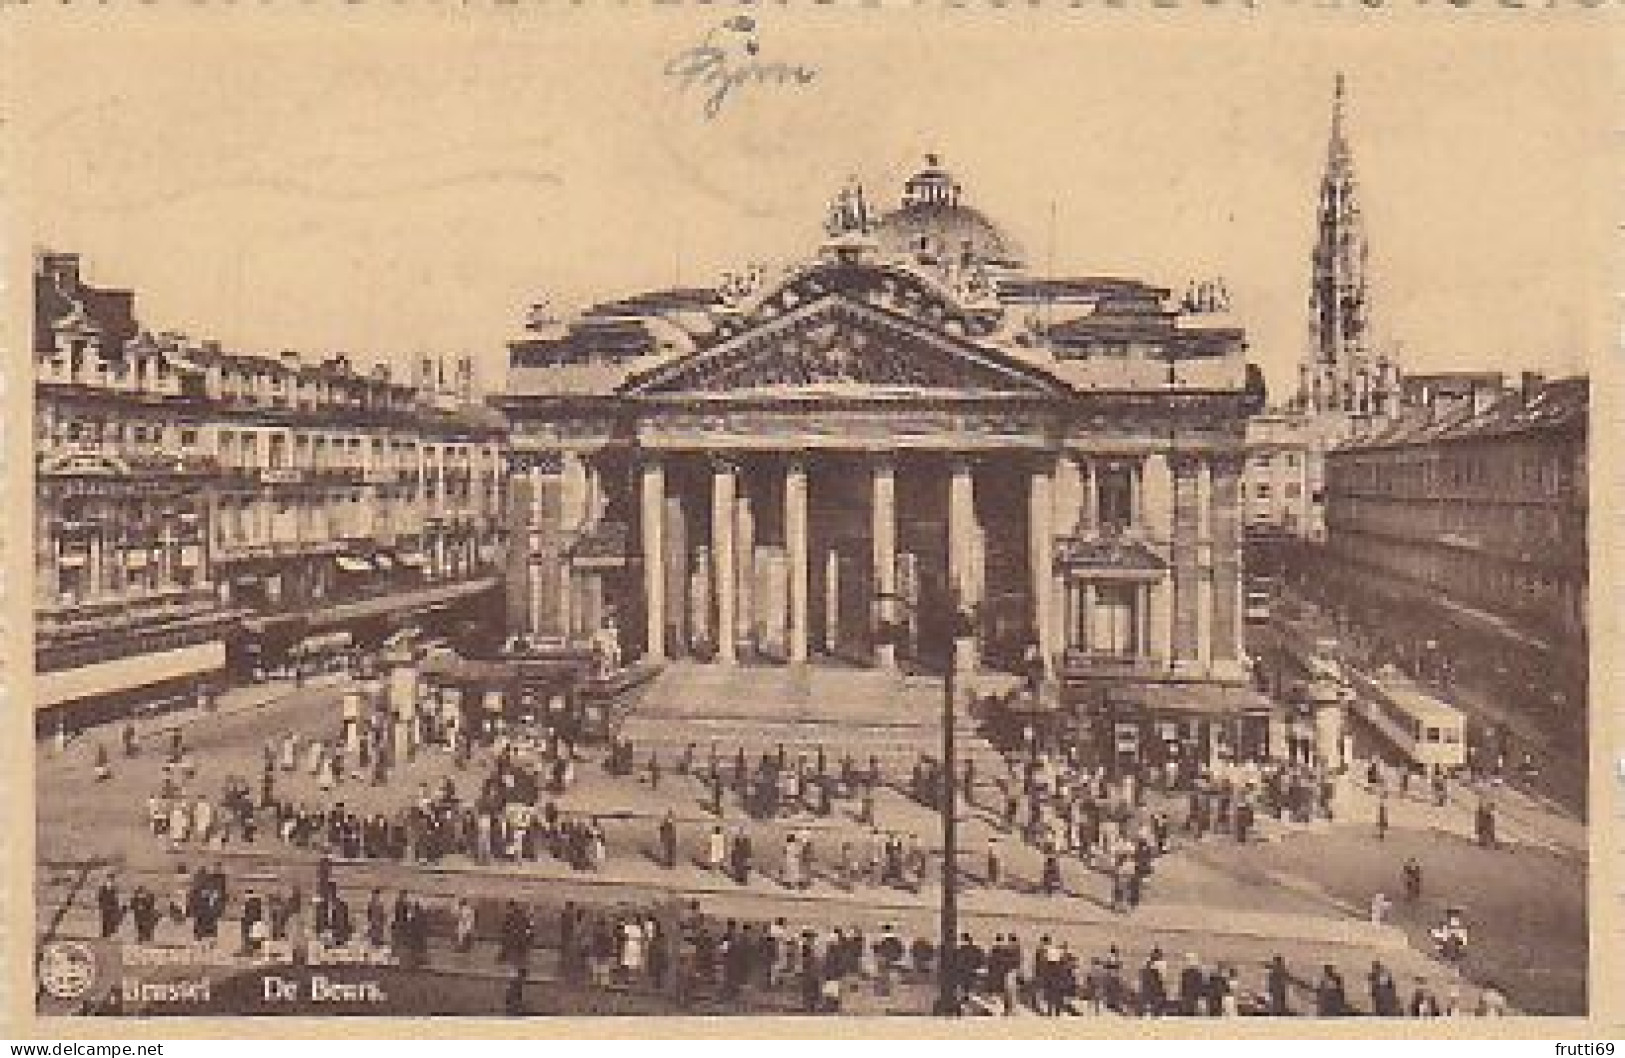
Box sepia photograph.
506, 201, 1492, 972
5, 9, 1609, 1030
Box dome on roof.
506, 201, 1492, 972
873, 155, 1024, 268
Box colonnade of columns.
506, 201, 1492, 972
613, 446, 1241, 678
639, 452, 992, 669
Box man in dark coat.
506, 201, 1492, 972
1315, 964, 1349, 1016
732, 832, 753, 885
1402, 856, 1423, 902
1368, 960, 1400, 1016
1266, 954, 1292, 1015
96, 874, 123, 939
130, 886, 160, 943
1138, 948, 1168, 1016
497, 900, 532, 968
1177, 953, 1206, 1016
658, 811, 678, 869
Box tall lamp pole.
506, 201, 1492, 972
936, 593, 969, 1016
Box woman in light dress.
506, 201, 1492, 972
782, 833, 802, 888
706, 825, 727, 873
168, 800, 192, 849
193, 797, 215, 846
588, 820, 607, 871
619, 918, 646, 980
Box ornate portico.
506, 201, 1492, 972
498, 158, 1268, 756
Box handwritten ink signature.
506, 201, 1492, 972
665, 17, 818, 120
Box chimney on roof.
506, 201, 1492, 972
1520, 371, 1544, 405
37, 250, 81, 291
455, 355, 476, 401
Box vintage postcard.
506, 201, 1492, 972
0, 3, 1617, 1036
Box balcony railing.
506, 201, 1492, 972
36, 616, 224, 674
235, 561, 502, 618
37, 585, 217, 623
37, 587, 224, 648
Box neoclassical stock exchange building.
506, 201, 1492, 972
500, 158, 1274, 765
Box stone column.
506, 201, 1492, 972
640, 458, 666, 662
1149, 573, 1172, 663
871, 456, 898, 669
1029, 459, 1057, 677
584, 457, 604, 526
711, 458, 738, 665
561, 451, 588, 532
558, 453, 582, 635
947, 458, 980, 610
948, 458, 982, 672
734, 490, 755, 657
824, 548, 840, 655
89, 522, 105, 598
1053, 453, 1083, 538
785, 456, 810, 665
1143, 452, 1173, 541
1196, 457, 1214, 670
1082, 458, 1098, 536
1082, 581, 1097, 653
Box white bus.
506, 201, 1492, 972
1355, 678, 1468, 771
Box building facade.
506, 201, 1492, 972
1244, 410, 1328, 542
500, 158, 1275, 766
1244, 75, 1400, 544
1325, 373, 1588, 654
33, 251, 508, 727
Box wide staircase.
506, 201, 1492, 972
617, 661, 1013, 782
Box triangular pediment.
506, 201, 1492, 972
621, 295, 1064, 399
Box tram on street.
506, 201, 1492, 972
1354, 676, 1468, 771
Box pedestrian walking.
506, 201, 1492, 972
1314, 964, 1348, 1016
1265, 954, 1291, 1016
1402, 855, 1423, 901
658, 810, 678, 869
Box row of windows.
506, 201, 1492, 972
1250, 453, 1301, 470
1332, 535, 1584, 631
1328, 496, 1577, 549
1333, 444, 1578, 500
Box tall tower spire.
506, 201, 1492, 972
1303, 71, 1383, 416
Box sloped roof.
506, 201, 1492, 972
1446, 376, 1587, 441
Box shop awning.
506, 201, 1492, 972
294, 630, 354, 655
336, 555, 373, 573
420, 653, 513, 686
306, 576, 500, 629
1105, 681, 1276, 716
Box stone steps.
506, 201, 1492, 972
619, 662, 1012, 779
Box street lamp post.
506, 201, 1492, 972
936, 595, 972, 1017
878, 585, 966, 1016
937, 634, 958, 1016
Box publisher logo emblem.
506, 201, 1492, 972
39, 941, 97, 1001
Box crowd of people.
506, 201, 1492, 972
82, 631, 1530, 1019
130, 672, 1385, 926
84, 865, 1511, 1018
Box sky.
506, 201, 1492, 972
11, 10, 1610, 402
